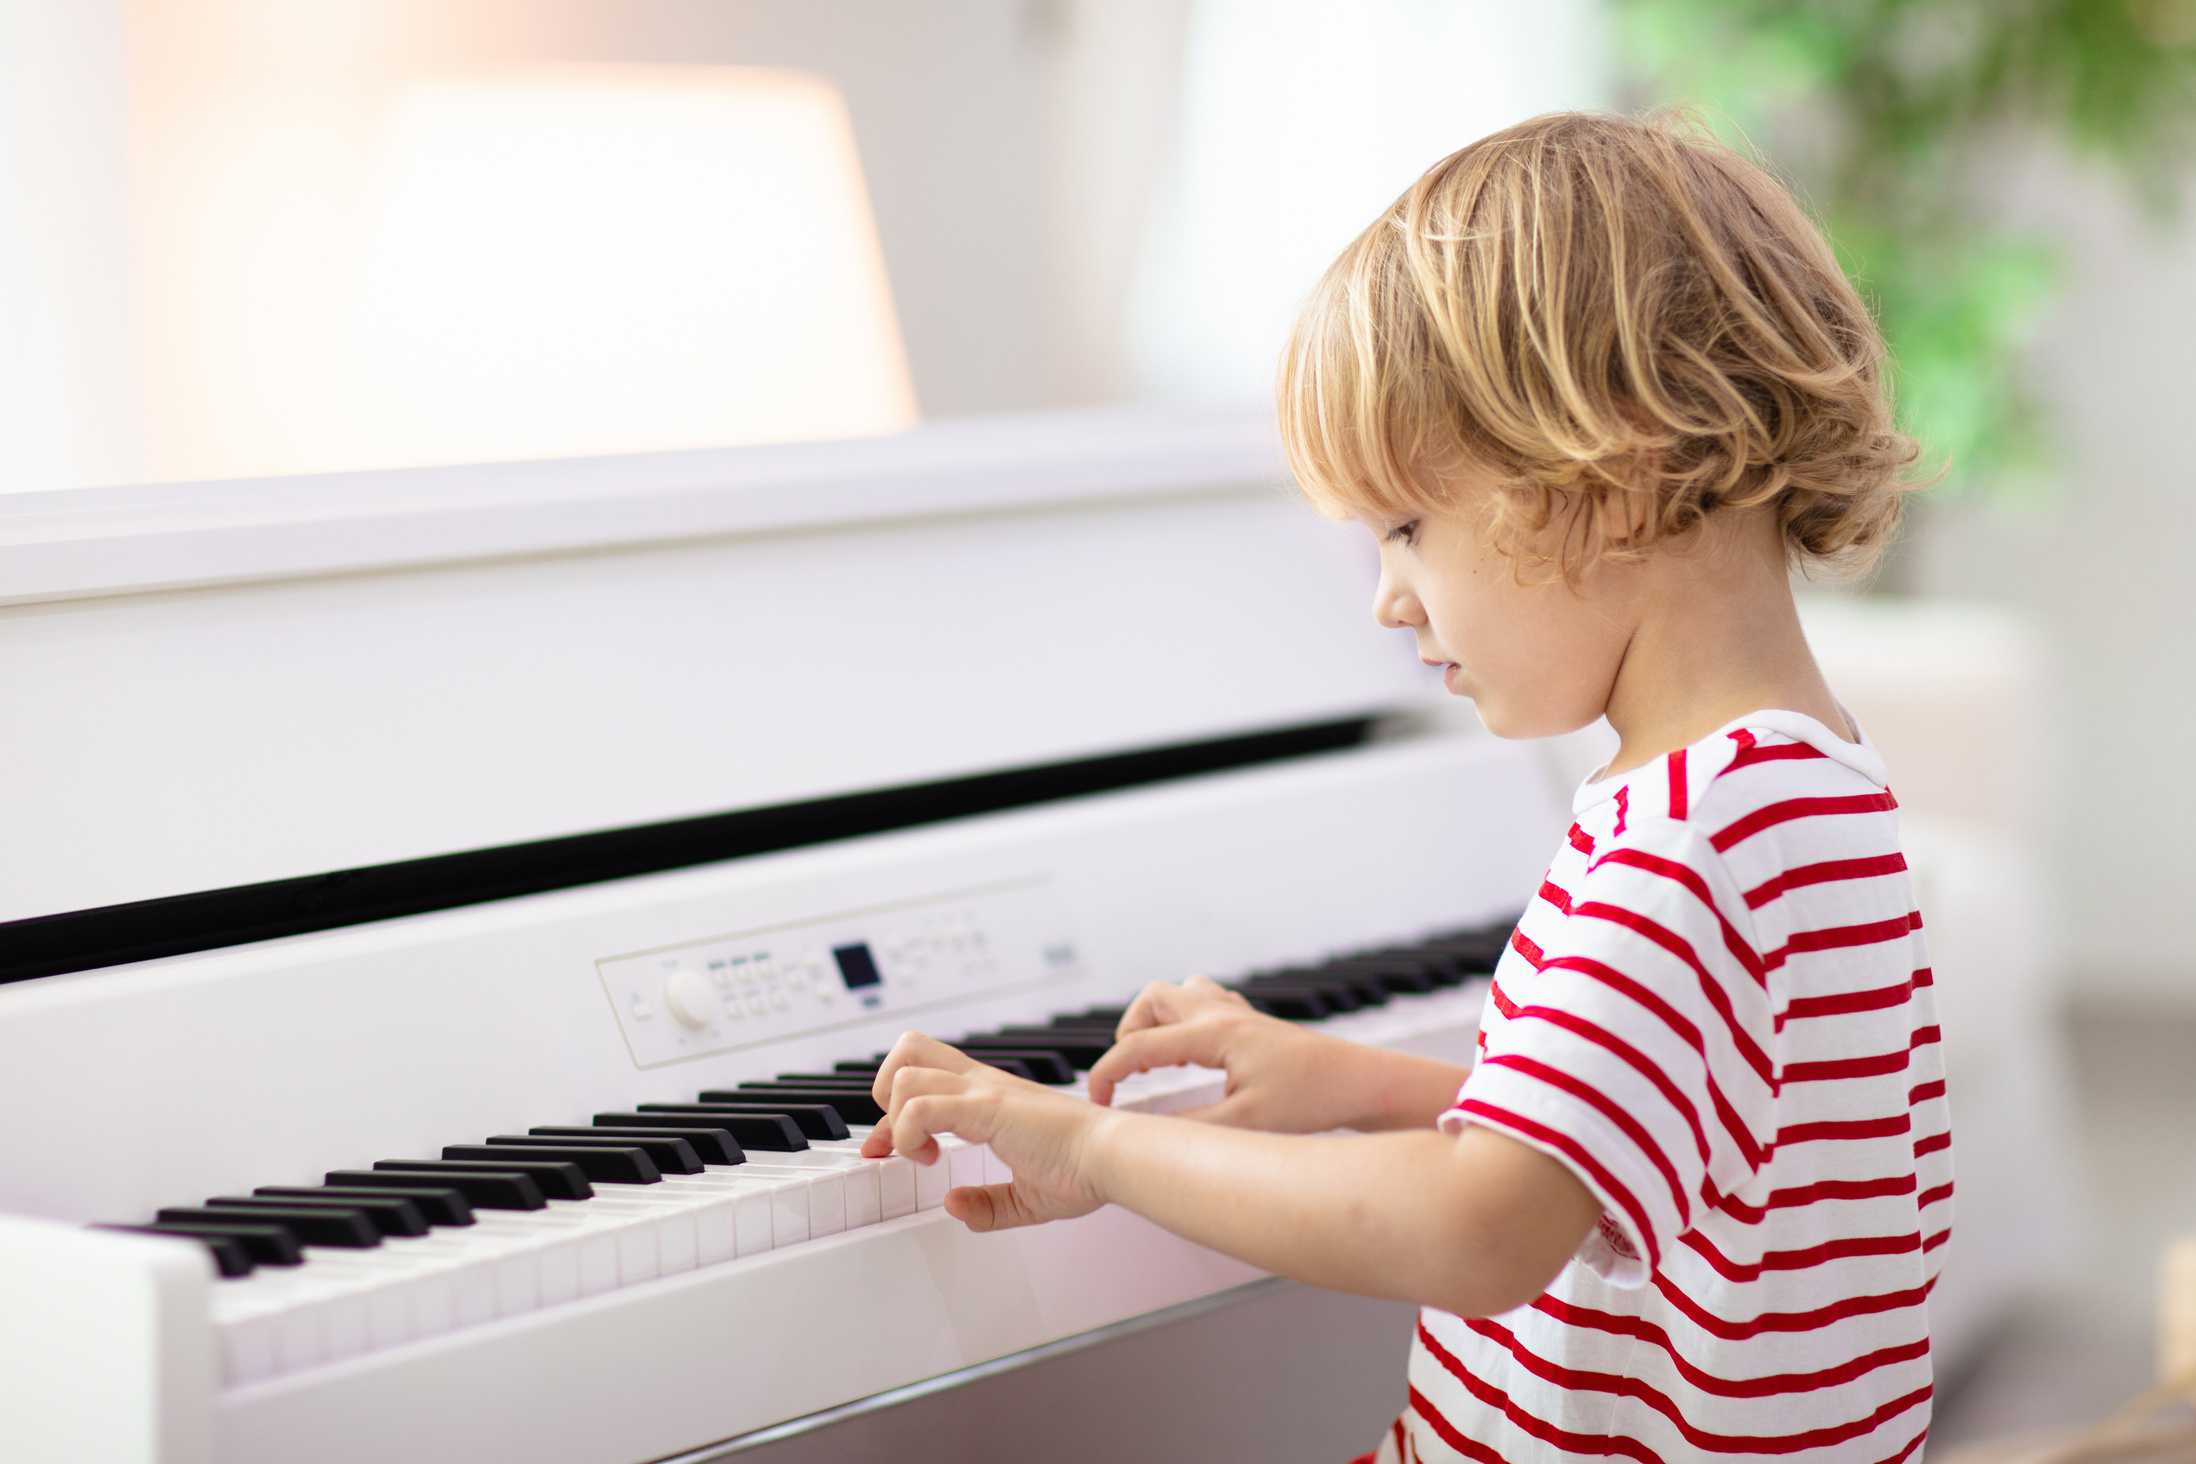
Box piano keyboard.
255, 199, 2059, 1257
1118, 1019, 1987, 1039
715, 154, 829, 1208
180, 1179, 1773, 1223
96, 934, 1499, 1391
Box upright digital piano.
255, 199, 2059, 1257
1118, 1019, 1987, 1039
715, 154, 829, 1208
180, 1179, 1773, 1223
0, 409, 1566, 1463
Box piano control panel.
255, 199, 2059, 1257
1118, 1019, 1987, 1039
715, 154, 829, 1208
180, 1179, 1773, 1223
597, 876, 1085, 1068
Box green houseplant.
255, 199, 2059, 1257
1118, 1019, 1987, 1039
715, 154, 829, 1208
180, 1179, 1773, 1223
1618, 0, 2196, 495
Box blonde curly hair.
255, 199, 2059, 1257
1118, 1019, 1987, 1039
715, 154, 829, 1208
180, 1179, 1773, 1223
1278, 110, 1923, 580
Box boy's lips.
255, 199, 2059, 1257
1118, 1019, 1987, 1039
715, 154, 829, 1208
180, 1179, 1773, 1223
1422, 658, 1463, 693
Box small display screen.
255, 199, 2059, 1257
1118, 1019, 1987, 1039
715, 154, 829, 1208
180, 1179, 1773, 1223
832, 942, 883, 990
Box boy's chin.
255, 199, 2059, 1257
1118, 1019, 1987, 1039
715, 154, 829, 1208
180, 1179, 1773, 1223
1474, 698, 1593, 742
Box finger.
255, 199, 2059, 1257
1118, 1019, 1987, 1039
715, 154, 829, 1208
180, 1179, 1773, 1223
1085, 1023, 1223, 1107
870, 1030, 979, 1107
1182, 974, 1252, 1009
944, 1182, 1045, 1233
888, 1088, 988, 1165
1115, 981, 1190, 1040
879, 1071, 971, 1163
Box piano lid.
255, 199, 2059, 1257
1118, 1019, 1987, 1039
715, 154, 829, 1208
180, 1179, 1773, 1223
0, 407, 1426, 931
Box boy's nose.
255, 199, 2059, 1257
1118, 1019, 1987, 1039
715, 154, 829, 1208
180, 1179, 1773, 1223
1373, 575, 1423, 630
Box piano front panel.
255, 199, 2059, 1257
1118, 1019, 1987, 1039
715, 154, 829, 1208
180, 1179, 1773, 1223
0, 733, 1559, 1462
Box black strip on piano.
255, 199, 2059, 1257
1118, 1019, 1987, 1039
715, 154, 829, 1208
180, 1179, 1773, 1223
0, 718, 1372, 984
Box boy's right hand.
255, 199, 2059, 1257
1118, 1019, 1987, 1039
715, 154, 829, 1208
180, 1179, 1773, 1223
1084, 976, 1371, 1133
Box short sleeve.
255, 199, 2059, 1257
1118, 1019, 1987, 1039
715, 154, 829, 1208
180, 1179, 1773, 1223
1443, 814, 1776, 1287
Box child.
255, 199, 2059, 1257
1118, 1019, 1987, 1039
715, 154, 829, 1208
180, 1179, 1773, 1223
860, 111, 1949, 1463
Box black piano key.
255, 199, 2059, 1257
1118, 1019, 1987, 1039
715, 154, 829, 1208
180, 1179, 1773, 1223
965, 1031, 1113, 1067
1315, 959, 1439, 994
158, 1205, 380, 1249
362, 1160, 579, 1204
708, 1085, 886, 1125
1338, 953, 1471, 986
1255, 968, 1393, 1005
441, 1145, 651, 1187
961, 1050, 1074, 1083
1042, 1017, 1120, 1030
210, 1193, 428, 1238
1073, 1007, 1129, 1023
328, 1167, 543, 1210
629, 1107, 810, 1151
739, 1076, 869, 1088
135, 1218, 301, 1265
641, 1101, 841, 1144
523, 1127, 720, 1169
1234, 978, 1364, 1013
566, 1120, 744, 1165
93, 1224, 257, 1277
258, 1185, 474, 1226
835, 1048, 1073, 1084
1241, 990, 1328, 1020
487, 1133, 700, 1175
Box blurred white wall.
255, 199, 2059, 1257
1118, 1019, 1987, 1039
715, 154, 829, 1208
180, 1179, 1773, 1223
0, 0, 1611, 491
1909, 158, 2196, 1008
0, 0, 144, 493
1125, 0, 1610, 405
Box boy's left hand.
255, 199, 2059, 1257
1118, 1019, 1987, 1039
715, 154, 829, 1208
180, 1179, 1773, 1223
859, 1032, 1117, 1232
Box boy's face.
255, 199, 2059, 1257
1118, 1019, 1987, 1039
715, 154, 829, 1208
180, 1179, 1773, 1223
1362, 491, 1639, 741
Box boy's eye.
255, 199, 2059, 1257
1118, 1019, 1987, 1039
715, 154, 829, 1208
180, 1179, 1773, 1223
1384, 520, 1419, 546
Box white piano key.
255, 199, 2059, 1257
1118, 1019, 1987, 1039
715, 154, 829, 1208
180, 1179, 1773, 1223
912, 1152, 951, 1211
748, 1166, 843, 1238
942, 1136, 985, 1191
878, 1155, 918, 1220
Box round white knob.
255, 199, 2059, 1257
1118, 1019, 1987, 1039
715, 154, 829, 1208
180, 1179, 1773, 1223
663, 968, 715, 1029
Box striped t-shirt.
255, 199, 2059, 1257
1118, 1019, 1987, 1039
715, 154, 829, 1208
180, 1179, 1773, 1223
1379, 710, 1951, 1464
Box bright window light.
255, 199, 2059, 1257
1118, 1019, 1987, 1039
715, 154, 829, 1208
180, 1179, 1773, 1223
321, 64, 916, 472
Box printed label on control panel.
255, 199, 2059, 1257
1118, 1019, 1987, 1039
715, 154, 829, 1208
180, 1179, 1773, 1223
596, 876, 1083, 1068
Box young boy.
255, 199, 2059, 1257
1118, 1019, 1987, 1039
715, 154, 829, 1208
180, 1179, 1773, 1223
860, 111, 1950, 1463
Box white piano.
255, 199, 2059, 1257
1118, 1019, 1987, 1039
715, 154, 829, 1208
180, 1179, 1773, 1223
0, 409, 1567, 1463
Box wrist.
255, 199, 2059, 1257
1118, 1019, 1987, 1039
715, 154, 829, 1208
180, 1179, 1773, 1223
1076, 1103, 1140, 1204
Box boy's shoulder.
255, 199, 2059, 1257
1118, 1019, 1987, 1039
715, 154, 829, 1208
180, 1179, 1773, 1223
1575, 709, 1893, 860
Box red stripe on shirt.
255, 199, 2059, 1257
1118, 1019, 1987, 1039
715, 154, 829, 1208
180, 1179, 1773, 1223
1528, 1294, 1931, 1395
1745, 853, 1909, 909
1681, 1227, 1922, 1283
1778, 977, 1915, 1029
1778, 1115, 1910, 1146
1649, 1271, 1933, 1338
1728, 741, 1831, 770
1711, 792, 1898, 852
1786, 1026, 1940, 1083
1713, 1174, 1917, 1223
1669, 748, 1689, 820
1764, 913, 1921, 972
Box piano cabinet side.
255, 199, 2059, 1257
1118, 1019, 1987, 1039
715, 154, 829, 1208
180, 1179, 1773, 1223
0, 1215, 215, 1464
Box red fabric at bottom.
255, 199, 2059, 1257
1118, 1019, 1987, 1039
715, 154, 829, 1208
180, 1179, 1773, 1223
1347, 1454, 1377, 1464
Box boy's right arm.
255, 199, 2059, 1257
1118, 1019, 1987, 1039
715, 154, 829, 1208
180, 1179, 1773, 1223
1085, 977, 1471, 1134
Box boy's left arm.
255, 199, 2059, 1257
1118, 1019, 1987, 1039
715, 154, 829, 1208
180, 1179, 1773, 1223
860, 1033, 1600, 1318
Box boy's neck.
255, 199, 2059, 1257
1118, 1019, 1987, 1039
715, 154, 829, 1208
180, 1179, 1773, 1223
1597, 516, 1851, 780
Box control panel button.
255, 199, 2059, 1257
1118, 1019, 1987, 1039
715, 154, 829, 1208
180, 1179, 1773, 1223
664, 968, 716, 1029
